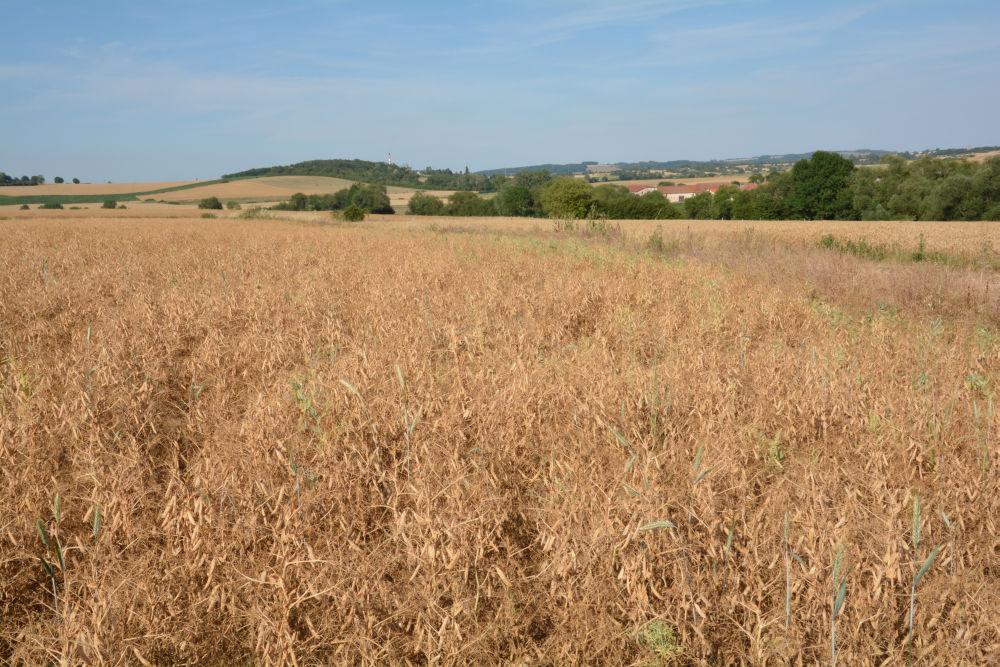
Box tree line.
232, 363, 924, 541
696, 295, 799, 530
222, 159, 509, 193
404, 152, 1000, 222
1, 173, 82, 186
1, 173, 45, 186
271, 183, 394, 213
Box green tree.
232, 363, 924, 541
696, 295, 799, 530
72, 178, 80, 184
198, 197, 223, 210
494, 184, 535, 216
350, 184, 393, 213
446, 191, 495, 216
683, 192, 713, 219
787, 151, 856, 219
408, 192, 446, 215
513, 170, 553, 190
539, 178, 594, 219
54, 176, 64, 184
591, 186, 679, 220
710, 185, 740, 219
342, 204, 365, 221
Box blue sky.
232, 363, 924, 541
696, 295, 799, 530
2, 0, 999, 181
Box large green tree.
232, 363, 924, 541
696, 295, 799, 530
446, 191, 495, 216
539, 178, 594, 219
787, 151, 856, 219
494, 184, 535, 216
408, 192, 446, 215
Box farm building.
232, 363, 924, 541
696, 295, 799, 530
627, 184, 657, 196
629, 182, 727, 202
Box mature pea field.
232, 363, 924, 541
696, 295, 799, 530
1, 209, 998, 664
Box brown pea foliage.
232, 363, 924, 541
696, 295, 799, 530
1, 213, 998, 664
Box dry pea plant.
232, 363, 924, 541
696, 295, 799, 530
1, 213, 998, 664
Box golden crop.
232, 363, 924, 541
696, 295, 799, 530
1, 213, 997, 664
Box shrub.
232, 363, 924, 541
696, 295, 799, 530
273, 185, 394, 214
72, 178, 80, 184
408, 192, 446, 216
19, 204, 29, 210
198, 197, 223, 210
102, 200, 118, 209
494, 184, 536, 216
342, 204, 366, 222
54, 177, 64, 184
201, 212, 217, 219
238, 207, 269, 220
39, 202, 64, 209
446, 191, 496, 216
539, 178, 594, 219
226, 200, 242, 210
118, 204, 127, 209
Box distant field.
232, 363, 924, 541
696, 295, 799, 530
0, 179, 232, 205
2, 208, 997, 664
0, 175, 457, 209
142, 175, 455, 208
967, 149, 1000, 163
0, 180, 200, 196
604, 175, 749, 189
151, 175, 357, 202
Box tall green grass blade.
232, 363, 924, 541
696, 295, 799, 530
38, 557, 55, 580
914, 545, 943, 587
834, 579, 847, 616
610, 426, 631, 452
54, 536, 65, 571
36, 520, 50, 549
832, 544, 845, 585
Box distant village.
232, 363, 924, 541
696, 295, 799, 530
626, 181, 759, 202
583, 162, 760, 202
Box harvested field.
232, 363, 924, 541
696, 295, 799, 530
151, 175, 357, 202
150, 175, 454, 207
0, 180, 199, 196
608, 175, 749, 189
1, 212, 998, 664
967, 150, 1000, 163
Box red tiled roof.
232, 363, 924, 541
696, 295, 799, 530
658, 183, 722, 195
